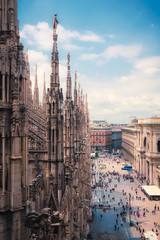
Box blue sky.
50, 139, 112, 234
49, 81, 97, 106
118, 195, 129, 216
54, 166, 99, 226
18, 0, 160, 123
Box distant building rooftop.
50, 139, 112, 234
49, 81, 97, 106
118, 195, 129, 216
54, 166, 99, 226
137, 117, 160, 125
122, 126, 137, 131
91, 127, 111, 130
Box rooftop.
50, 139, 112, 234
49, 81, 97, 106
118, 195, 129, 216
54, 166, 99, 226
137, 117, 160, 125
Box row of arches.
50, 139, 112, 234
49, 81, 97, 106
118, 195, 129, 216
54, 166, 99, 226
143, 136, 160, 153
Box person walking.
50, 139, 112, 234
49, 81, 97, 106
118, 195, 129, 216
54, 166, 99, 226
154, 204, 157, 211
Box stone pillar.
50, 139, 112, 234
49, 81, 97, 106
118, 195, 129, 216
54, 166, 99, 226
2, 116, 5, 194
140, 157, 143, 175
22, 135, 28, 187
11, 211, 21, 240
143, 158, 146, 177
146, 161, 149, 180
152, 164, 156, 185
2, 74, 5, 103
2, 0, 7, 30
138, 157, 140, 173
11, 136, 22, 210
149, 163, 153, 185
7, 75, 9, 103
23, 78, 26, 104
0, 214, 7, 240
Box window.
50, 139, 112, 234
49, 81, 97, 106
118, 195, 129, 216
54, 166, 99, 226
144, 137, 146, 148
0, 72, 2, 100
52, 130, 54, 152
5, 73, 7, 102
157, 141, 160, 152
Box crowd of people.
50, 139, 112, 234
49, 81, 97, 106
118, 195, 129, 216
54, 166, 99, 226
90, 154, 160, 239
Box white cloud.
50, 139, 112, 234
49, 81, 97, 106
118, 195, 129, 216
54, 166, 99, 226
103, 44, 142, 59
57, 25, 79, 42
58, 25, 104, 43
21, 22, 52, 51
60, 43, 83, 51
28, 50, 49, 63
78, 55, 160, 123
79, 31, 105, 42
80, 53, 100, 61
20, 21, 105, 52
80, 44, 142, 62
134, 56, 160, 75
20, 20, 159, 123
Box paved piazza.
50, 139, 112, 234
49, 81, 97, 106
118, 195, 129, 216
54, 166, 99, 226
88, 154, 160, 240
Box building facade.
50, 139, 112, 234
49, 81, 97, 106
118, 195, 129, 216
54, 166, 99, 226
90, 128, 112, 152
0, 3, 91, 240
112, 128, 122, 151
122, 117, 160, 187
135, 117, 160, 187
122, 127, 136, 163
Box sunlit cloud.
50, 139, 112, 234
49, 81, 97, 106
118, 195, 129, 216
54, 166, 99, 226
80, 44, 142, 62
20, 19, 160, 123
78, 55, 160, 123
20, 21, 105, 52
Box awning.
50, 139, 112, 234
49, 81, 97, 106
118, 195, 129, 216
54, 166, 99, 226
144, 231, 157, 240
142, 185, 160, 196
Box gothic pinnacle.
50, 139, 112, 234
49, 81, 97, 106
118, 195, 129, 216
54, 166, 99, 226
42, 72, 46, 111
74, 71, 77, 105
43, 73, 46, 92
53, 14, 58, 50
51, 14, 59, 90
33, 64, 39, 109
66, 53, 72, 100
53, 14, 58, 33
43, 73, 46, 99
35, 64, 38, 87
26, 46, 29, 62
85, 93, 88, 114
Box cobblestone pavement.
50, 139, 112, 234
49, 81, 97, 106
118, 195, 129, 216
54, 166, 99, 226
89, 154, 160, 240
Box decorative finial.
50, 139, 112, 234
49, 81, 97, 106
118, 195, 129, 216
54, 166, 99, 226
67, 53, 70, 67
53, 14, 58, 31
